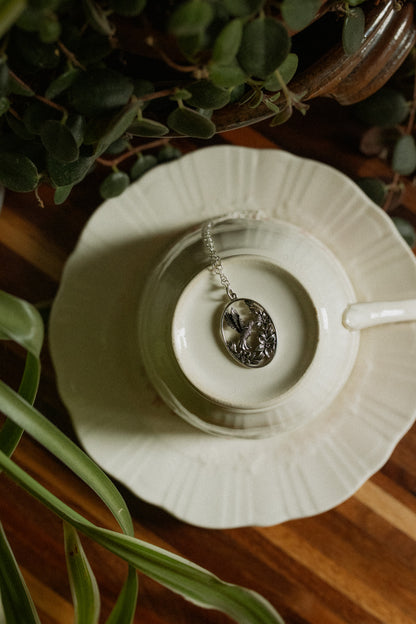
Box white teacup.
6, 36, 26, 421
138, 216, 416, 438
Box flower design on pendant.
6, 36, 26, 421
221, 298, 277, 368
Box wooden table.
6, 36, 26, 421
1, 98, 416, 624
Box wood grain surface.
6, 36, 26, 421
1, 98, 416, 624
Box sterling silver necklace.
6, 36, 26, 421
202, 217, 277, 368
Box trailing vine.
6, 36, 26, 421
0, 0, 411, 204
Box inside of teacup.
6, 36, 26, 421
172, 255, 319, 411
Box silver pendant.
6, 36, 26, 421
221, 298, 277, 368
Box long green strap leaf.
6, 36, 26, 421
0, 289, 138, 621
0, 291, 43, 457
0, 293, 44, 622
0, 522, 41, 624
64, 523, 100, 624
0, 452, 285, 624
104, 566, 138, 624
0, 378, 133, 537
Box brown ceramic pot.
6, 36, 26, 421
212, 0, 416, 132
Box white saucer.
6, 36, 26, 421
49, 146, 416, 528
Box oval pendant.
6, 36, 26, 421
221, 298, 277, 368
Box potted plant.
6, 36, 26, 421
0, 0, 414, 203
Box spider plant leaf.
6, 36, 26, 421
0, 379, 133, 535
0, 291, 43, 457
105, 567, 138, 624
0, 522, 41, 624
0, 452, 285, 624
64, 523, 100, 624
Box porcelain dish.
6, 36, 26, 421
49, 146, 416, 528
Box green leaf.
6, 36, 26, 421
64, 523, 100, 624
6, 114, 34, 139
281, 0, 320, 31
7, 74, 34, 97
0, 290, 43, 457
23, 101, 60, 135
238, 17, 290, 80
94, 99, 141, 156
39, 12, 61, 43
0, 290, 43, 358
77, 31, 112, 65
40, 120, 79, 163
392, 216, 416, 248
392, 134, 416, 176
356, 177, 387, 206
67, 114, 86, 148
130, 154, 157, 181
270, 105, 293, 126
82, 0, 114, 35
108, 0, 146, 16
264, 53, 298, 90
127, 117, 169, 138
47, 154, 93, 187
0, 95, 9, 116
0, 152, 38, 191
168, 0, 214, 37
187, 80, 230, 109
0, 523, 41, 624
0, 451, 285, 624
70, 69, 134, 117
212, 18, 243, 65
14, 30, 60, 69
354, 88, 410, 127
105, 567, 138, 624
0, 0, 27, 38
0, 58, 9, 96
157, 145, 182, 162
0, 380, 134, 535
342, 7, 365, 56
209, 61, 247, 88
54, 184, 73, 204
105, 136, 129, 155
45, 68, 81, 100
167, 106, 216, 138
223, 0, 265, 17
176, 32, 205, 59
99, 171, 130, 199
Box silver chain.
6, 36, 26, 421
202, 220, 237, 300
201, 211, 265, 301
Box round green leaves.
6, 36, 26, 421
40, 120, 79, 163
168, 0, 214, 37
69, 69, 134, 117
167, 107, 216, 138
281, 0, 320, 32
0, 153, 39, 192
238, 17, 290, 80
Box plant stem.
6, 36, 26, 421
145, 35, 198, 73
57, 40, 86, 71
96, 137, 170, 167
9, 70, 68, 116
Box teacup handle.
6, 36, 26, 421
343, 300, 416, 331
